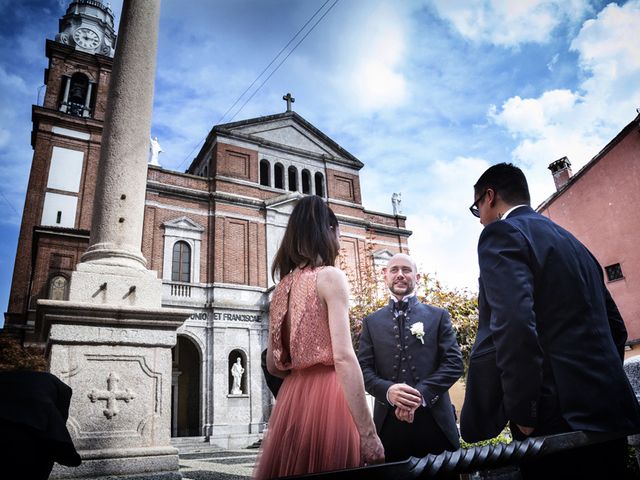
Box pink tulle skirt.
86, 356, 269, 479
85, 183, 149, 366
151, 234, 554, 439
253, 364, 360, 479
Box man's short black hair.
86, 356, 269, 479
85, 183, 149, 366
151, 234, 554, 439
474, 163, 531, 206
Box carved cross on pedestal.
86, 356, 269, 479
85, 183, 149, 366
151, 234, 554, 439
283, 92, 295, 112
88, 372, 136, 419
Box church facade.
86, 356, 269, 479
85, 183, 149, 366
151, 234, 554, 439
4, 0, 411, 447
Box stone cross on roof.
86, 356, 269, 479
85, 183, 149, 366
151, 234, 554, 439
283, 92, 295, 112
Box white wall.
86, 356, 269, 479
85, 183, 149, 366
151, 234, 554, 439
41, 192, 77, 227
47, 146, 84, 192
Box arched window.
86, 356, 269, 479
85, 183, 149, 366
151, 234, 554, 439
288, 166, 298, 192
315, 172, 325, 197
60, 73, 93, 117
301, 169, 311, 194
260, 159, 270, 187
48, 275, 69, 301
172, 241, 191, 283
274, 163, 284, 189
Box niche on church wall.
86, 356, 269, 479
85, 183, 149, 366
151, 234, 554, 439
228, 349, 248, 396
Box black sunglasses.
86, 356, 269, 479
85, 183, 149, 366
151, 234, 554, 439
469, 190, 488, 218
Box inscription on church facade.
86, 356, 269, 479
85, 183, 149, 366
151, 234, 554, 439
188, 312, 261, 322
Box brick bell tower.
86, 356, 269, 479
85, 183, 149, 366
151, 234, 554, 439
5, 1, 117, 340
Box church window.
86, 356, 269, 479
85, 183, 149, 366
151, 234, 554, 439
260, 159, 270, 187
301, 169, 311, 194
605, 263, 624, 282
56, 211, 62, 224
288, 166, 298, 192
48, 275, 69, 301
315, 172, 325, 197
274, 163, 284, 189
172, 241, 191, 283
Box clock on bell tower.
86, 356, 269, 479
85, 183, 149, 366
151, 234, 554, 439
55, 0, 117, 56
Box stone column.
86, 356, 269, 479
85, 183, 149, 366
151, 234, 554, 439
69, 0, 162, 308
81, 0, 160, 271
82, 81, 94, 117
40, 2, 188, 479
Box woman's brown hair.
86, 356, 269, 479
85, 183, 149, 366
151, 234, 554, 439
271, 196, 340, 281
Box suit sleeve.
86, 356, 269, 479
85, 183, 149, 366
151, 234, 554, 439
416, 309, 463, 407
358, 317, 393, 404
604, 288, 627, 361
479, 220, 544, 427
588, 251, 627, 362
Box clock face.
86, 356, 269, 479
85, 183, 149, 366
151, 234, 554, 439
73, 27, 100, 50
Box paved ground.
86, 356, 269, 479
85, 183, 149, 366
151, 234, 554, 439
178, 446, 259, 479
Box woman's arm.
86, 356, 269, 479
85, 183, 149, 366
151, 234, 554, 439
266, 346, 289, 379
317, 266, 384, 465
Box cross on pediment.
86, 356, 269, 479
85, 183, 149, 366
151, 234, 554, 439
283, 92, 295, 112
88, 372, 136, 419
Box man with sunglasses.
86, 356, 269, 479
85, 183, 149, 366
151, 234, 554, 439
460, 162, 640, 478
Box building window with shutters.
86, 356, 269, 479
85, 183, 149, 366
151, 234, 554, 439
172, 241, 191, 283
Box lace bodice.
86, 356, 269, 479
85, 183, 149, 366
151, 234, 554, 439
269, 267, 334, 371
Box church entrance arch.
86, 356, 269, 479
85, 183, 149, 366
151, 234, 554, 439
171, 335, 201, 437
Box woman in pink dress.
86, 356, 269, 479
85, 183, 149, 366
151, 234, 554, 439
254, 196, 384, 479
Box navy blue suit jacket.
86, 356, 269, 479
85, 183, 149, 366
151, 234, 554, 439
358, 296, 463, 448
460, 206, 640, 442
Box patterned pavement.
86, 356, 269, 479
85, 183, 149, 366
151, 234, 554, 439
179, 448, 259, 479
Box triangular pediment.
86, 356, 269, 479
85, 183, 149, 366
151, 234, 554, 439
214, 112, 364, 169
237, 123, 335, 156
162, 216, 204, 232
373, 249, 395, 261
265, 192, 303, 212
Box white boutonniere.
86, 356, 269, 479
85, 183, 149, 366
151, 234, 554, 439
409, 322, 425, 344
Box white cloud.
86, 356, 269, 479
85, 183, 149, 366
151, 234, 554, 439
329, 2, 408, 112
489, 0, 640, 205
405, 156, 489, 291
431, 0, 593, 47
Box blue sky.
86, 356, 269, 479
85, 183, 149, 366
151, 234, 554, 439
1, 0, 639, 326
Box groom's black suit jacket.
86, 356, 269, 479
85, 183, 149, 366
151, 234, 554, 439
358, 296, 463, 449
460, 206, 640, 442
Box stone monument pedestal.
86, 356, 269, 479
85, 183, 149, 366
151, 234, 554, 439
38, 300, 187, 479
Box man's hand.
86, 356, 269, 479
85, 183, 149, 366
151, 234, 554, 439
395, 407, 415, 423
387, 383, 422, 410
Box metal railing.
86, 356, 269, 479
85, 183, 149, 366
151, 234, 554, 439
286, 431, 628, 479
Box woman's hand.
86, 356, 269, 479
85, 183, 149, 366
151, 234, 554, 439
360, 431, 385, 466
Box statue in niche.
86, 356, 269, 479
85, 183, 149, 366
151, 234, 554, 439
231, 357, 245, 395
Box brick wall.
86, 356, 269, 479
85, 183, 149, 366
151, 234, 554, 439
215, 143, 258, 183
326, 168, 362, 204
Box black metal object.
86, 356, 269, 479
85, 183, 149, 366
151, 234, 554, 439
283, 431, 626, 479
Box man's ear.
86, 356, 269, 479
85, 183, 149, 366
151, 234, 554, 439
382, 267, 388, 276
415, 273, 421, 283
487, 188, 497, 207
